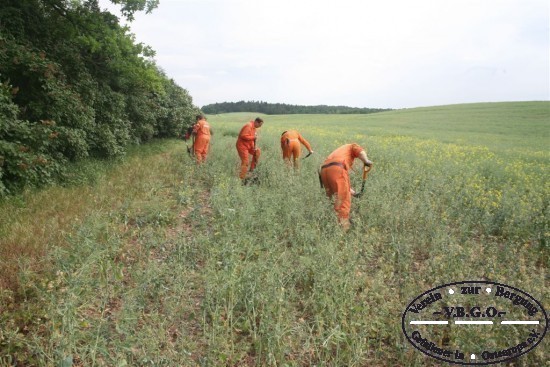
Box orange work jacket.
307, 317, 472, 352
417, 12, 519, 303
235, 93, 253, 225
237, 121, 257, 150
281, 130, 312, 152
323, 143, 364, 170
193, 119, 211, 138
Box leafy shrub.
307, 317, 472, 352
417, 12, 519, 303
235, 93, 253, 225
0, 81, 66, 194
0, 2, 199, 197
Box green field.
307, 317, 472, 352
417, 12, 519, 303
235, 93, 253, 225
1, 102, 548, 366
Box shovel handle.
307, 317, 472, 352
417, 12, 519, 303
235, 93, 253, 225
362, 164, 372, 179
354, 164, 372, 198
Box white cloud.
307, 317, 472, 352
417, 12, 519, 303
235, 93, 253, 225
99, 0, 549, 108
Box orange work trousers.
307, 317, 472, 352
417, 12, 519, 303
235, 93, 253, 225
193, 136, 210, 163
320, 164, 351, 224
281, 138, 301, 168
237, 144, 261, 179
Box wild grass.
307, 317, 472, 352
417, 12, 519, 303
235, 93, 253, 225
0, 102, 548, 366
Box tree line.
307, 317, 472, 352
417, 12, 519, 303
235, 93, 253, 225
0, 0, 199, 197
201, 101, 392, 115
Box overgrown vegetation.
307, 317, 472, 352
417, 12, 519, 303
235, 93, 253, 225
0, 102, 548, 366
201, 100, 391, 115
0, 0, 199, 197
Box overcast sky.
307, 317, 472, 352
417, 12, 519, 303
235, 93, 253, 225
99, 0, 549, 109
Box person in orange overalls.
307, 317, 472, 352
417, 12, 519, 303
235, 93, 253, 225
236, 117, 263, 180
192, 114, 212, 163
280, 130, 314, 168
320, 143, 372, 229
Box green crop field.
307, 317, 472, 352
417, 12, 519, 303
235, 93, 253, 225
1, 102, 548, 366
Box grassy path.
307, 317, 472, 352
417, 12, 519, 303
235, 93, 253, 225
1, 141, 210, 366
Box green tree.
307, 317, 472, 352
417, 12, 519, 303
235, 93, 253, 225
0, 0, 197, 196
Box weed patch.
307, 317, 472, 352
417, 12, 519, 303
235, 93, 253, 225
1, 103, 548, 366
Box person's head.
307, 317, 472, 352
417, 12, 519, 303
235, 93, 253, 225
196, 114, 205, 122
183, 126, 194, 141
254, 117, 264, 128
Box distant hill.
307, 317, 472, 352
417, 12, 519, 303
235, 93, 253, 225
201, 101, 391, 115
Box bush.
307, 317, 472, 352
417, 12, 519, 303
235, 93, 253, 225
0, 81, 66, 194
0, 2, 199, 197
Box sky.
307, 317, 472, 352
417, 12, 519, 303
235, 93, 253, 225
99, 0, 550, 109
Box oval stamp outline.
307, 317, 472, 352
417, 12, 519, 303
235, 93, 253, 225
401, 280, 548, 365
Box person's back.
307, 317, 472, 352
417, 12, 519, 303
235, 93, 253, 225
320, 143, 372, 229
324, 143, 362, 170
281, 129, 300, 140
195, 119, 211, 138
281, 130, 313, 168
193, 115, 211, 163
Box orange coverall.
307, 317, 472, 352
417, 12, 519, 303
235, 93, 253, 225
236, 121, 261, 179
280, 130, 312, 168
192, 118, 211, 163
320, 143, 365, 226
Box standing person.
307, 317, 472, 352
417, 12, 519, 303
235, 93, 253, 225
319, 143, 373, 230
280, 130, 314, 168
236, 117, 263, 180
192, 114, 212, 163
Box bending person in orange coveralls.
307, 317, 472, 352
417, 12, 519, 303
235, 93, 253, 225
280, 130, 314, 168
192, 114, 212, 163
320, 143, 373, 230
236, 117, 263, 180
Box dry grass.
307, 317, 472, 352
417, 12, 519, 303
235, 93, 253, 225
1, 187, 92, 291
0, 142, 180, 292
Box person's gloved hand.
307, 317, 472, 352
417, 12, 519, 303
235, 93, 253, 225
365, 159, 373, 167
